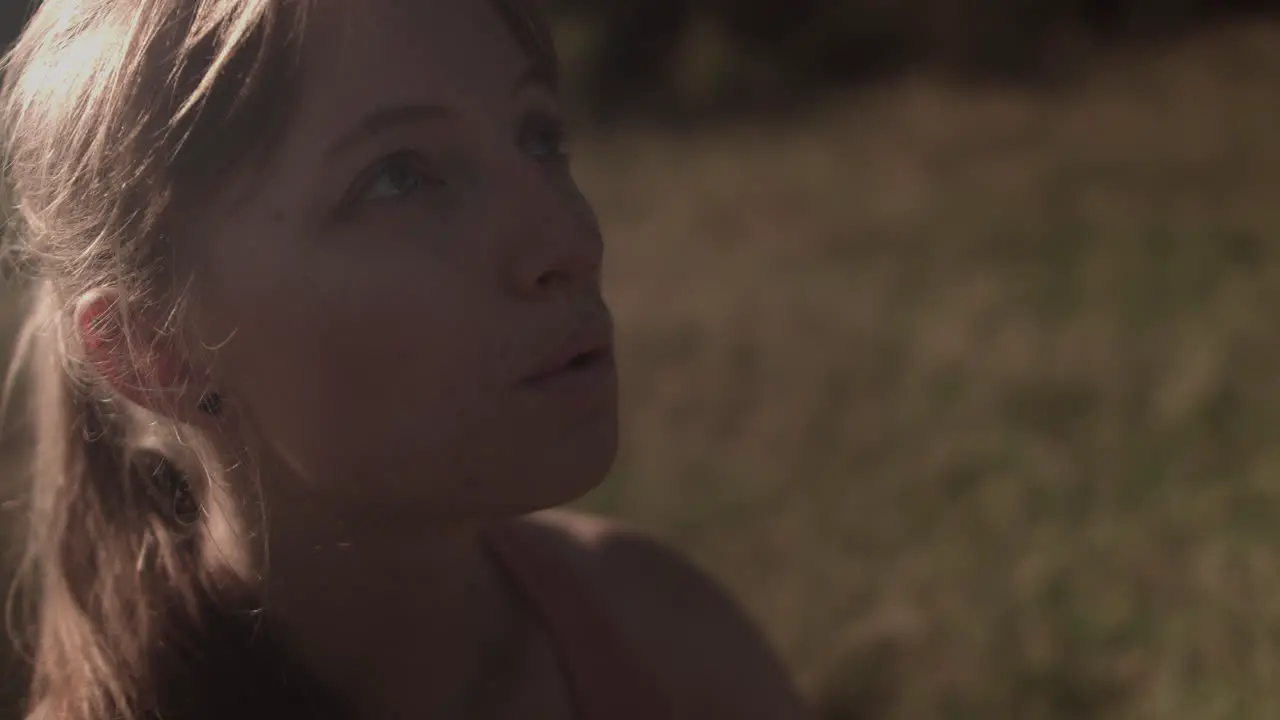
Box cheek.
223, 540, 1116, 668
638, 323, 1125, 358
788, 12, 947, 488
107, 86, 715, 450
230, 298, 509, 482
205, 236, 510, 482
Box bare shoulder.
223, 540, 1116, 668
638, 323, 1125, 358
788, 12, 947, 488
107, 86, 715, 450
518, 509, 812, 719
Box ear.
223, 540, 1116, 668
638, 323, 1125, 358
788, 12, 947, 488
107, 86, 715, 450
75, 289, 213, 426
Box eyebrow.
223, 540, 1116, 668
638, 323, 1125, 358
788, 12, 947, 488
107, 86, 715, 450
323, 64, 555, 161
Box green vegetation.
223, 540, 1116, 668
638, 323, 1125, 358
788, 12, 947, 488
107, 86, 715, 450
572, 21, 1280, 718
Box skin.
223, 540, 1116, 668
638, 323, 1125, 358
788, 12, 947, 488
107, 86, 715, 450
78, 0, 811, 717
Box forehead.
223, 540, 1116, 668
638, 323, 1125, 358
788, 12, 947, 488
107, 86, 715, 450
295, 0, 529, 119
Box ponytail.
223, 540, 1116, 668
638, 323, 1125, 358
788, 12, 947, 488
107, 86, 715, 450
13, 280, 204, 719
10, 282, 350, 720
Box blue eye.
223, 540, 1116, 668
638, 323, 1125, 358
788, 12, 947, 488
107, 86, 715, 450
357, 151, 441, 203
521, 112, 570, 162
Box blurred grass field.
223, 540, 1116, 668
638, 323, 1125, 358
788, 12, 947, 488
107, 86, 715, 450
3, 16, 1280, 720
567, 19, 1280, 719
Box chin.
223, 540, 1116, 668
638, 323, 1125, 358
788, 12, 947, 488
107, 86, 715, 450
505, 416, 619, 513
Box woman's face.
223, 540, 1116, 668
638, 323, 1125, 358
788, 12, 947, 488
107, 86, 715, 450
188, 0, 617, 519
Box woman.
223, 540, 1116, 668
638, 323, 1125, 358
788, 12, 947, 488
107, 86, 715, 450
0, 0, 809, 718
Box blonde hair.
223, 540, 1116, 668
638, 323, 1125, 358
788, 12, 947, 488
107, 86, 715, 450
0, 1, 557, 719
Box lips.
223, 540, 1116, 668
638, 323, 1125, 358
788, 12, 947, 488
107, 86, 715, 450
522, 323, 615, 385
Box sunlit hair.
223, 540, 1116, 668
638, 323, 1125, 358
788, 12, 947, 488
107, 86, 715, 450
0, 1, 556, 718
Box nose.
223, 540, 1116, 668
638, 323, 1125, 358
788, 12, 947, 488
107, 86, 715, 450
506, 167, 604, 299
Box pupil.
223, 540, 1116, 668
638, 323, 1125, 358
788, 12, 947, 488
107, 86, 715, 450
389, 163, 418, 191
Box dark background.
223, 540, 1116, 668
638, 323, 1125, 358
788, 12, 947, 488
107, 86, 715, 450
550, 0, 1280, 120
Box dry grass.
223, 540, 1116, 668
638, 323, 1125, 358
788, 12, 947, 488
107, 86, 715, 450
569, 20, 1280, 719
3, 19, 1280, 719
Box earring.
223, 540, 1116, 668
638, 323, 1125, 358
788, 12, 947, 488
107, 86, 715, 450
197, 391, 223, 416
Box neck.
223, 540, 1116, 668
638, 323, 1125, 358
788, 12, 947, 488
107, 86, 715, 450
247, 473, 531, 719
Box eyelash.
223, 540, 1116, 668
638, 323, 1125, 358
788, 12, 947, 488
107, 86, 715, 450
521, 111, 571, 163
347, 150, 440, 206
342, 111, 572, 211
